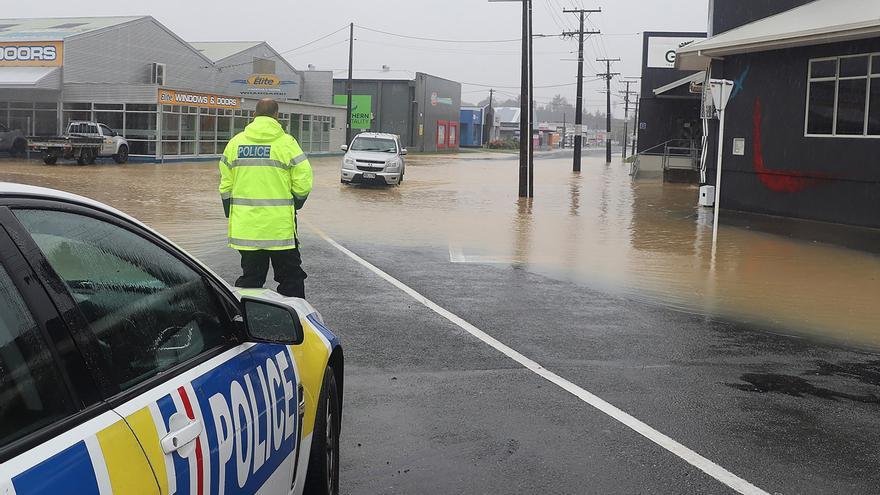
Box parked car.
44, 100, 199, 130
29, 121, 129, 165
340, 132, 407, 185
0, 182, 343, 495
0, 123, 27, 157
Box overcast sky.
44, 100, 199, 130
13, 0, 708, 115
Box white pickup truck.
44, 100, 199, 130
29, 121, 129, 165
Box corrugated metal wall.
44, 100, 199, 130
301, 71, 333, 105
64, 18, 211, 89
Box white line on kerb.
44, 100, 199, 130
311, 226, 769, 495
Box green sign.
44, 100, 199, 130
333, 94, 372, 129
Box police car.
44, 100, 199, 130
0, 183, 343, 495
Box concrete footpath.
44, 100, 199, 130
205, 234, 880, 495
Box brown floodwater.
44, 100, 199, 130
2, 153, 878, 347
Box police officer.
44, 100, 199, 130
219, 98, 313, 298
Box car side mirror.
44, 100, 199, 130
340, 145, 348, 151
241, 296, 304, 345
400, 149, 408, 155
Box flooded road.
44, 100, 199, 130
2, 153, 878, 347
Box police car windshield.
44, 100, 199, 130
351, 137, 397, 153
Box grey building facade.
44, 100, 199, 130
333, 72, 461, 152
0, 16, 345, 159
678, 0, 880, 228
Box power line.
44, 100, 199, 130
211, 24, 349, 70
355, 25, 522, 44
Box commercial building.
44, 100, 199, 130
460, 106, 485, 147
635, 31, 707, 166
332, 72, 461, 152
677, 0, 880, 228
0, 16, 345, 160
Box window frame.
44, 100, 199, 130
0, 208, 87, 461
804, 52, 880, 138
0, 198, 246, 410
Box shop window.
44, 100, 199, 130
290, 114, 301, 139
322, 121, 331, 151
301, 117, 311, 152
63, 102, 91, 111
34, 110, 57, 136
806, 53, 880, 137
162, 112, 180, 141
127, 104, 157, 112
869, 80, 880, 135
94, 103, 123, 111
95, 111, 123, 131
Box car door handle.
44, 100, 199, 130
160, 415, 202, 454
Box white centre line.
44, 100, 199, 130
311, 225, 770, 495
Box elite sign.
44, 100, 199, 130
0, 41, 63, 67
646, 36, 705, 69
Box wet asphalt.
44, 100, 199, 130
200, 233, 880, 495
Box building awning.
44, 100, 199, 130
653, 71, 705, 97
0, 67, 61, 89
676, 0, 880, 70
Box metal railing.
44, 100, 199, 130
631, 139, 701, 178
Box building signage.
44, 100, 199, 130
232, 74, 297, 98
0, 41, 63, 67
430, 92, 453, 106
333, 94, 373, 129
647, 36, 705, 69
158, 89, 241, 109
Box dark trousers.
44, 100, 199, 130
235, 248, 307, 298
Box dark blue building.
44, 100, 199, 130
460, 106, 484, 147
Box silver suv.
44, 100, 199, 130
340, 133, 407, 186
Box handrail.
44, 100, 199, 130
631, 138, 702, 178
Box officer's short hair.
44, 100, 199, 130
255, 98, 279, 117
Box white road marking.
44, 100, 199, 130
310, 225, 770, 495
448, 243, 514, 264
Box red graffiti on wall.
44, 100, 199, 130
753, 98, 823, 193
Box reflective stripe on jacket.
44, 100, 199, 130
219, 116, 313, 251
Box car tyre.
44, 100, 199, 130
304, 366, 340, 495
113, 145, 129, 164
77, 148, 93, 165
42, 152, 58, 165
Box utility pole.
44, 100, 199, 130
563, 8, 601, 172
597, 57, 620, 163
631, 96, 639, 156
528, 0, 534, 198
517, 0, 530, 197
619, 80, 637, 160
345, 22, 354, 146
484, 88, 494, 146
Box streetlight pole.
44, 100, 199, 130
346, 22, 354, 146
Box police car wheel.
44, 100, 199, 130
304, 366, 340, 495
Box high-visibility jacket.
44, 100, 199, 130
219, 116, 313, 251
